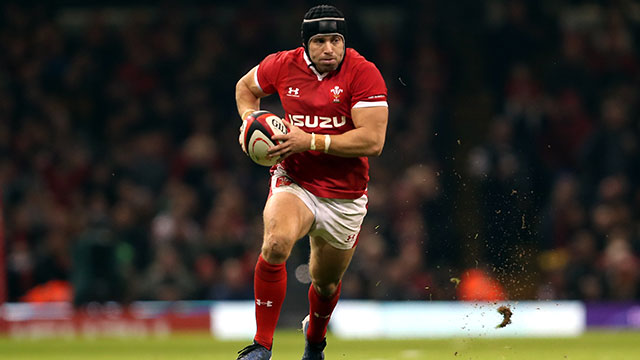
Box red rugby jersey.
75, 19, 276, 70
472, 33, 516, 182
255, 47, 388, 199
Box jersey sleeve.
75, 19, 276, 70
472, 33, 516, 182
350, 61, 388, 109
255, 51, 287, 95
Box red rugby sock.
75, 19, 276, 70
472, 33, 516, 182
306, 282, 341, 343
253, 255, 287, 350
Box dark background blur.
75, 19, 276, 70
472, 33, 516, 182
1, 0, 639, 306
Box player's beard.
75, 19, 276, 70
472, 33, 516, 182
314, 58, 341, 73
315, 63, 335, 73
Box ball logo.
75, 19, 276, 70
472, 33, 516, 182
268, 115, 287, 134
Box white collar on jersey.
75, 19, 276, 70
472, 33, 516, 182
303, 51, 330, 81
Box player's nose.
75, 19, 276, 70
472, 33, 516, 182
322, 41, 333, 53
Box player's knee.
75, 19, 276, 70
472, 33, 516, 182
261, 234, 292, 264
312, 281, 340, 298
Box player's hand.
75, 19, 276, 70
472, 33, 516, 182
238, 119, 248, 154
268, 121, 312, 159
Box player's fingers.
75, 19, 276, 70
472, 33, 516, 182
271, 134, 288, 141
268, 149, 286, 159
267, 142, 286, 155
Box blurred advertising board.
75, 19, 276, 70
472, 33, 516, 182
210, 300, 587, 339
330, 301, 586, 338
0, 301, 211, 338
586, 303, 640, 328
5, 300, 640, 338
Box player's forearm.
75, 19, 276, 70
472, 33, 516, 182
319, 127, 385, 157
235, 79, 260, 120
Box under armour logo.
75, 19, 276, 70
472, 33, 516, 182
287, 87, 300, 97
256, 299, 273, 307
313, 312, 331, 319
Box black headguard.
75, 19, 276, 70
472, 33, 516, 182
301, 5, 347, 58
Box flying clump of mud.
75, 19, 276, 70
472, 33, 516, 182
496, 305, 512, 328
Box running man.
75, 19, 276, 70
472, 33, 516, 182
235, 4, 388, 359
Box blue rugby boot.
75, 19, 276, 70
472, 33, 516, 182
301, 315, 327, 360
236, 341, 272, 360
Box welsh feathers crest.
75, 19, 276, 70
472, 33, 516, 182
330, 86, 343, 103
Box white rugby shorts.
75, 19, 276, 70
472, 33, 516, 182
269, 166, 368, 250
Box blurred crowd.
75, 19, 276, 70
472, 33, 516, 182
1, 0, 639, 305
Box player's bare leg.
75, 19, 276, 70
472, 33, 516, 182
238, 192, 313, 360
262, 192, 314, 264
301, 236, 356, 359
309, 236, 355, 296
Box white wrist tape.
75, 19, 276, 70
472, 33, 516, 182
310, 133, 316, 150
324, 134, 331, 153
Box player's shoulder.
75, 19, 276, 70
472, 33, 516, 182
343, 48, 380, 73
265, 47, 305, 64
345, 48, 366, 62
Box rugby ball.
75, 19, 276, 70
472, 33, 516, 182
241, 110, 288, 166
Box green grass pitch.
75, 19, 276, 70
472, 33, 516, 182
1, 330, 639, 359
